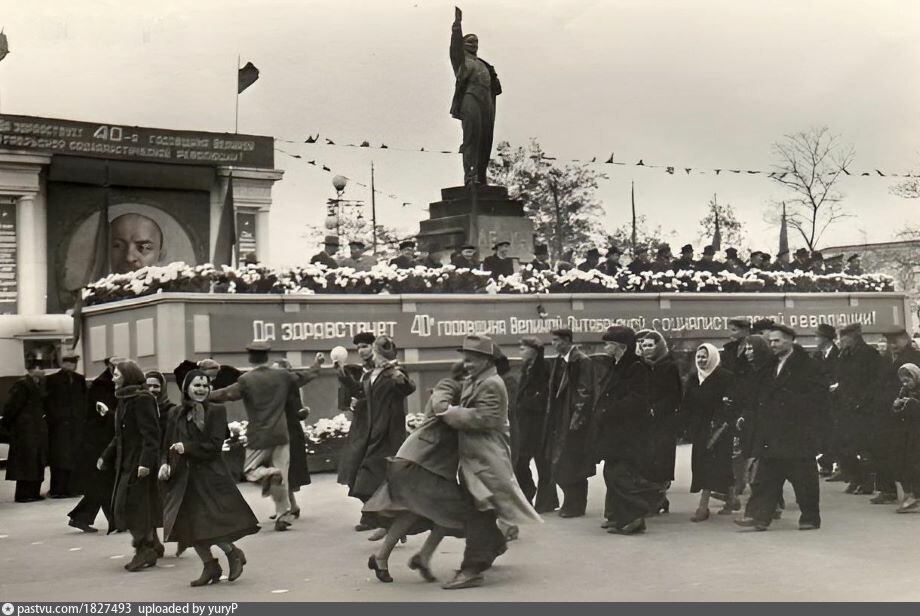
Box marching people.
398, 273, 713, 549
512, 337, 555, 512
830, 323, 883, 494
272, 358, 311, 520
639, 331, 682, 513
68, 358, 119, 532
891, 364, 920, 513
594, 326, 657, 535
98, 360, 163, 571
341, 335, 416, 542
210, 341, 322, 531
2, 359, 48, 503
812, 325, 839, 477
145, 370, 178, 556
363, 361, 468, 584
438, 334, 541, 589
45, 350, 87, 498
682, 343, 737, 521
159, 370, 260, 587
736, 325, 825, 531
720, 318, 751, 498
544, 327, 595, 517
335, 331, 378, 531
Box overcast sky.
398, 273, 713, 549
2, 0, 918, 265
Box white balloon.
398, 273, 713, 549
330, 346, 349, 363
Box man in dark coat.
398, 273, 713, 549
544, 328, 595, 517
672, 244, 695, 271
649, 244, 674, 273
594, 326, 657, 534
736, 324, 826, 531
721, 317, 752, 378
812, 324, 840, 477
772, 250, 792, 272
512, 337, 555, 511
724, 247, 746, 275
451, 244, 480, 269
792, 248, 811, 271
845, 254, 863, 276
577, 247, 601, 272
627, 246, 652, 275
45, 350, 87, 498
529, 244, 552, 272
389, 240, 419, 269
598, 246, 623, 276
482, 241, 514, 278
310, 235, 340, 269
68, 358, 119, 532
870, 327, 920, 504
696, 245, 722, 274
2, 360, 49, 502
829, 323, 882, 492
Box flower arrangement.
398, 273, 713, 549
81, 261, 896, 306
304, 413, 352, 445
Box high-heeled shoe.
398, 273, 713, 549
190, 559, 222, 587
408, 554, 437, 582
367, 555, 393, 583
227, 547, 247, 581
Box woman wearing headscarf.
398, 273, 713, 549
680, 343, 735, 522
272, 358, 311, 520
513, 337, 554, 511
144, 370, 176, 558
159, 370, 260, 587
98, 360, 162, 572
639, 331, 682, 513
892, 363, 920, 513
345, 335, 417, 542
363, 361, 469, 584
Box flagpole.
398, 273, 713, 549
234, 55, 240, 134
630, 181, 637, 252
370, 162, 378, 255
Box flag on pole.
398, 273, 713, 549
0, 29, 9, 62
237, 61, 259, 94
213, 175, 236, 266
778, 201, 789, 256
712, 209, 722, 251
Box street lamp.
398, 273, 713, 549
325, 176, 365, 239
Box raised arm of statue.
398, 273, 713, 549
450, 7, 464, 74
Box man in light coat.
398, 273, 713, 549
438, 334, 540, 590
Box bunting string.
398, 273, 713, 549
274, 134, 917, 179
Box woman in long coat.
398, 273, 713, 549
681, 343, 735, 522
99, 360, 162, 572
144, 371, 176, 558
160, 370, 260, 587
2, 363, 48, 502
346, 336, 416, 541
639, 331, 682, 511
891, 364, 920, 513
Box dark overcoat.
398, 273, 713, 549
513, 355, 549, 463
682, 367, 735, 493
347, 365, 415, 501
45, 369, 87, 472
2, 376, 48, 482
592, 353, 651, 466
161, 402, 260, 545
284, 382, 311, 491
544, 348, 596, 485
71, 370, 117, 499
831, 340, 883, 455
336, 364, 370, 487
102, 388, 162, 533
645, 354, 682, 483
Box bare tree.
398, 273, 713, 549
769, 127, 855, 250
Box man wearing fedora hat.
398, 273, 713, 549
438, 334, 539, 589
45, 349, 88, 499
529, 244, 551, 272
211, 341, 324, 530
389, 240, 419, 269
482, 241, 514, 278
310, 236, 340, 269
673, 244, 695, 271
341, 239, 378, 272
792, 248, 811, 271
577, 246, 601, 272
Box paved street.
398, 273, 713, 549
2, 445, 920, 602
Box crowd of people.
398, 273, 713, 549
4, 315, 920, 590
309, 233, 866, 280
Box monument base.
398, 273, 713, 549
417, 184, 534, 265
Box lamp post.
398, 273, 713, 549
325, 176, 365, 239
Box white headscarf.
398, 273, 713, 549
696, 343, 722, 384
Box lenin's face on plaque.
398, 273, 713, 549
110, 213, 164, 273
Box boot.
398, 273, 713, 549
124, 547, 157, 572
190, 558, 222, 587
227, 547, 247, 581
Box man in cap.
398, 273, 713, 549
528, 244, 552, 272
747, 251, 766, 270
736, 323, 826, 531
451, 243, 480, 269
845, 254, 863, 276
870, 326, 920, 505
544, 328, 595, 517
341, 239, 378, 272
792, 248, 811, 271
598, 246, 623, 276
813, 324, 840, 477
696, 245, 722, 274
482, 241, 515, 278
649, 244, 673, 273
827, 323, 882, 491
577, 246, 601, 272
210, 341, 323, 530
44, 349, 87, 499
722, 317, 752, 377
310, 235, 340, 269
389, 240, 419, 269
439, 334, 539, 589
672, 244, 695, 271
594, 325, 657, 534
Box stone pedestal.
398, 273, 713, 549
417, 185, 534, 265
